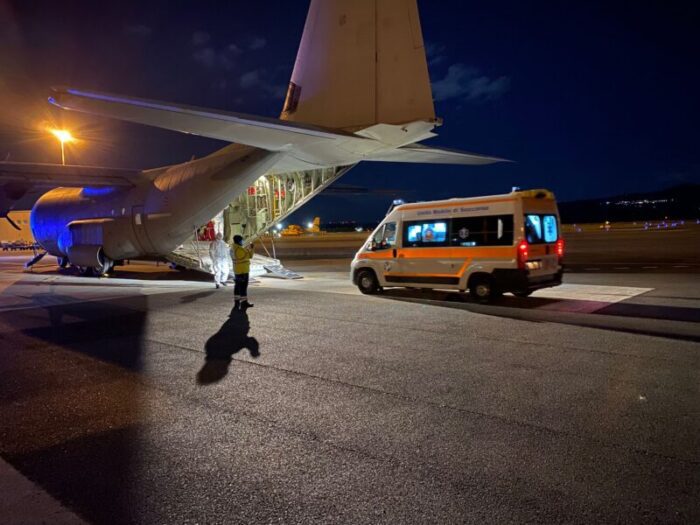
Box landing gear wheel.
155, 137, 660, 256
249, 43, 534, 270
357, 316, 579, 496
470, 276, 496, 303
92, 262, 112, 277
92, 251, 113, 277
513, 290, 533, 298
357, 270, 380, 295
57, 256, 69, 269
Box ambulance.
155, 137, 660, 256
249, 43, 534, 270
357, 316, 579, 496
350, 189, 564, 301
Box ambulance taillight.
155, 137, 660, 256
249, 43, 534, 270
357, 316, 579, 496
517, 240, 529, 269
555, 238, 565, 261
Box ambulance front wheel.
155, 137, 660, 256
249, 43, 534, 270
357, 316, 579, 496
357, 270, 381, 295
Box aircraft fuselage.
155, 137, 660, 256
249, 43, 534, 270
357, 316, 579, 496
30, 145, 281, 269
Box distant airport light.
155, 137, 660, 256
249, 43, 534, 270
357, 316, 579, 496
307, 222, 314, 229
49, 129, 75, 165
275, 223, 283, 230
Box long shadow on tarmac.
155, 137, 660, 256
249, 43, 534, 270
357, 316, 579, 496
197, 307, 260, 385
376, 289, 700, 342
0, 292, 149, 524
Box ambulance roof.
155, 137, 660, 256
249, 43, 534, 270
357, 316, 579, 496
394, 189, 555, 212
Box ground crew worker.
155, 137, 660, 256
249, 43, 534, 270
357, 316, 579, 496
209, 232, 231, 289
232, 234, 254, 309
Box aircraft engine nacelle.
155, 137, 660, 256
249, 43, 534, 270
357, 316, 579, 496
58, 220, 113, 272
64, 244, 110, 271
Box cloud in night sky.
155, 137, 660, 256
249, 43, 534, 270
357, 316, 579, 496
192, 47, 216, 68
238, 69, 285, 98
226, 43, 242, 54
248, 36, 267, 50
191, 33, 264, 72
432, 64, 510, 102
239, 70, 259, 89
425, 41, 447, 67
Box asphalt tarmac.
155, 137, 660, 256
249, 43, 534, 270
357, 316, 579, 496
0, 256, 699, 524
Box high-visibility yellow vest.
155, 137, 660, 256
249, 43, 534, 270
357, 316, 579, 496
233, 244, 253, 274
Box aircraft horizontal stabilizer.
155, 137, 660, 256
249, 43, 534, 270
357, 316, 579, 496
48, 88, 508, 170
367, 144, 509, 165
49, 88, 352, 151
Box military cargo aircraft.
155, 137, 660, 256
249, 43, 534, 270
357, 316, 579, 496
0, 0, 505, 275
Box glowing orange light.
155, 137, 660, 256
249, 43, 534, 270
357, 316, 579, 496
49, 129, 74, 144
48, 129, 75, 165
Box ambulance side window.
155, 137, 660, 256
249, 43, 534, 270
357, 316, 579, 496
451, 215, 514, 246
369, 222, 397, 251
403, 220, 449, 247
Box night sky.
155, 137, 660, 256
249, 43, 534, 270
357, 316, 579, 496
0, 1, 698, 223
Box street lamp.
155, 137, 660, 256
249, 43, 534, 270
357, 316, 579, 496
49, 129, 74, 165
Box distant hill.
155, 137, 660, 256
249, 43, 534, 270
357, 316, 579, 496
558, 184, 700, 223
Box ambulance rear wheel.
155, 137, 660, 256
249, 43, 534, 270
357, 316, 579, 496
469, 276, 495, 302
357, 270, 380, 295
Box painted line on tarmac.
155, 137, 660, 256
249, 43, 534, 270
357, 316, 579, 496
532, 284, 652, 305
263, 276, 653, 306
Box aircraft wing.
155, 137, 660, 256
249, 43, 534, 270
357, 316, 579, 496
0, 161, 141, 187
0, 161, 141, 215
366, 144, 509, 165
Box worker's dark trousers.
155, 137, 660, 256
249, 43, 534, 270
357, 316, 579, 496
233, 273, 249, 301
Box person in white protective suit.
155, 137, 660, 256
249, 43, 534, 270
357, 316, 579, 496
209, 232, 232, 289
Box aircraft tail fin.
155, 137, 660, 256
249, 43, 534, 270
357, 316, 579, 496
280, 0, 436, 131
